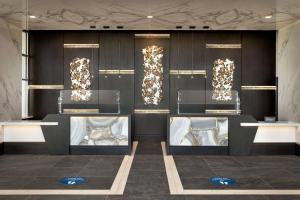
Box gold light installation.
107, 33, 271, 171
141, 45, 164, 105
70, 58, 92, 101
212, 59, 235, 101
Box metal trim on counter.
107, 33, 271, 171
99, 69, 135, 75
63, 44, 100, 48
206, 44, 242, 49
134, 109, 170, 114
28, 85, 64, 90
134, 34, 170, 38
63, 109, 100, 114
205, 109, 241, 115
241, 86, 277, 91
0, 121, 58, 126
169, 70, 206, 76
240, 121, 300, 127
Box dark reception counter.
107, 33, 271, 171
167, 114, 258, 156
41, 114, 132, 155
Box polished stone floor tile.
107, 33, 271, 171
53, 156, 91, 168
23, 177, 114, 189
0, 196, 31, 200
203, 156, 244, 168
27, 196, 107, 200
181, 177, 272, 189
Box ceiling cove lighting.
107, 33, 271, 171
265, 15, 272, 19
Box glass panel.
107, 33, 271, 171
58, 90, 120, 114
177, 90, 240, 114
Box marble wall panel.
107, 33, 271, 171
277, 20, 300, 121
0, 19, 21, 120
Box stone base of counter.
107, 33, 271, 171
70, 146, 130, 155
3, 142, 48, 154
251, 143, 296, 155
0, 143, 3, 155
296, 144, 300, 156
168, 146, 228, 155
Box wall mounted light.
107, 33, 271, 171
29, 15, 37, 19
147, 15, 153, 19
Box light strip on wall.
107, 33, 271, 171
99, 70, 135, 75
27, 85, 64, 90
170, 70, 206, 75
134, 34, 170, 38
134, 109, 170, 114
63, 109, 99, 114
206, 44, 242, 49
241, 86, 277, 91
205, 109, 241, 115
63, 44, 99, 48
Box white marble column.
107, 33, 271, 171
0, 19, 22, 120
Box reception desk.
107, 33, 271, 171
167, 114, 258, 156
0, 114, 132, 155
0, 121, 58, 155
167, 115, 300, 156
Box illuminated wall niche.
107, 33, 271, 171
70, 58, 92, 101
141, 45, 164, 105
212, 59, 235, 101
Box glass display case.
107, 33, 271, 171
177, 90, 240, 115
58, 90, 120, 114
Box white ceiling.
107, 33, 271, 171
1, 0, 300, 30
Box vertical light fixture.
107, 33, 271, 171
212, 59, 235, 101
141, 45, 164, 105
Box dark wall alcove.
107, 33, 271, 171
29, 30, 277, 140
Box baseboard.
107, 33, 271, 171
70, 146, 131, 155
168, 146, 228, 155
0, 143, 3, 155
251, 143, 296, 155
134, 134, 165, 142
4, 142, 48, 154
296, 144, 300, 156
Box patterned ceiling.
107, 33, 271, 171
1, 0, 300, 30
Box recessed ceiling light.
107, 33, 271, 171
265, 15, 272, 19
147, 15, 153, 19
29, 15, 37, 19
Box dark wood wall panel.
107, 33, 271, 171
170, 76, 206, 114
242, 32, 276, 85
99, 32, 134, 69
170, 32, 205, 70
241, 91, 276, 121
29, 90, 60, 119
28, 30, 277, 136
29, 31, 63, 84
99, 75, 134, 114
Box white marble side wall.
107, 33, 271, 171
277, 20, 300, 122
0, 18, 22, 120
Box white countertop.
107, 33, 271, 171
240, 121, 300, 127
0, 120, 58, 126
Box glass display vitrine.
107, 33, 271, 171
58, 90, 120, 114
177, 90, 240, 115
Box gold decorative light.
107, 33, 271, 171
212, 59, 235, 101
70, 58, 92, 101
141, 45, 164, 105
